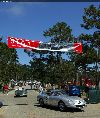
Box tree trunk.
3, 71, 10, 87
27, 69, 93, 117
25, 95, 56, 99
57, 52, 62, 64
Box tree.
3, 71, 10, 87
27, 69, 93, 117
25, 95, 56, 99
44, 22, 73, 64
16, 64, 32, 81
43, 22, 75, 84
44, 22, 72, 43
24, 22, 76, 84
81, 4, 100, 86
24, 48, 49, 82
71, 42, 97, 78
81, 5, 100, 29
0, 38, 19, 84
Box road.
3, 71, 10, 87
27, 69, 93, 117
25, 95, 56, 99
0, 85, 100, 118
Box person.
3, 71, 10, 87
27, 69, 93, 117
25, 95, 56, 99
64, 84, 69, 93
39, 85, 43, 93
3, 84, 9, 95
85, 86, 89, 99
52, 84, 55, 90
48, 83, 51, 89
18, 86, 22, 90
18, 83, 23, 90
30, 83, 33, 90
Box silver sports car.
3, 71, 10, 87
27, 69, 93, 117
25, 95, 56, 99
14, 89, 27, 97
37, 89, 86, 111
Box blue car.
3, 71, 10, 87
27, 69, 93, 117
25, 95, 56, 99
69, 85, 81, 97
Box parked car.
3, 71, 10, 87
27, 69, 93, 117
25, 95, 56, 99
68, 85, 81, 97
14, 88, 27, 97
37, 89, 86, 111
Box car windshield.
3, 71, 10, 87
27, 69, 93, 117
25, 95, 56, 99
42, 90, 68, 96
55, 90, 68, 96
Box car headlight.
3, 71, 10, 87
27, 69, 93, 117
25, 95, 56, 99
67, 99, 74, 104
83, 100, 86, 104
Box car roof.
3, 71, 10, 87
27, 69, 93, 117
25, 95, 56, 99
47, 89, 64, 92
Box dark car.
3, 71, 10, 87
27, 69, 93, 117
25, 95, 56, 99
14, 89, 27, 97
69, 85, 81, 97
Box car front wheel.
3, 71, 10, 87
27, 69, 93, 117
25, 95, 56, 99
58, 101, 66, 111
39, 98, 44, 106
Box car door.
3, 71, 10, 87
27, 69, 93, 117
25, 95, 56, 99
43, 91, 55, 105
43, 95, 50, 105
48, 92, 59, 106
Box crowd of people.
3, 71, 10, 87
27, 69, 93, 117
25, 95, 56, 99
0, 79, 98, 100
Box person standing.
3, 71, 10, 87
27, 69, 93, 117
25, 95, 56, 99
52, 84, 55, 90
3, 84, 9, 95
85, 86, 89, 99
39, 85, 43, 93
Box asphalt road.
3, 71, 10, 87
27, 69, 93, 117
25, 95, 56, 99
0, 85, 100, 118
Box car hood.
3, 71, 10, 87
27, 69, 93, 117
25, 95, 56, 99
61, 95, 84, 101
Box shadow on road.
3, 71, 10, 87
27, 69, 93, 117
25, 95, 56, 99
34, 103, 84, 112
3, 105, 9, 106
14, 96, 27, 98
15, 103, 28, 105
2, 104, 28, 106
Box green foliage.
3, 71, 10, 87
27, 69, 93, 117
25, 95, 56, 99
44, 22, 73, 43
81, 5, 100, 29
15, 64, 32, 81
1, 5, 99, 86
0, 40, 18, 83
80, 4, 100, 86
81, 4, 100, 48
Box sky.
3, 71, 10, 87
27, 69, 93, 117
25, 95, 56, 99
0, 2, 99, 65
